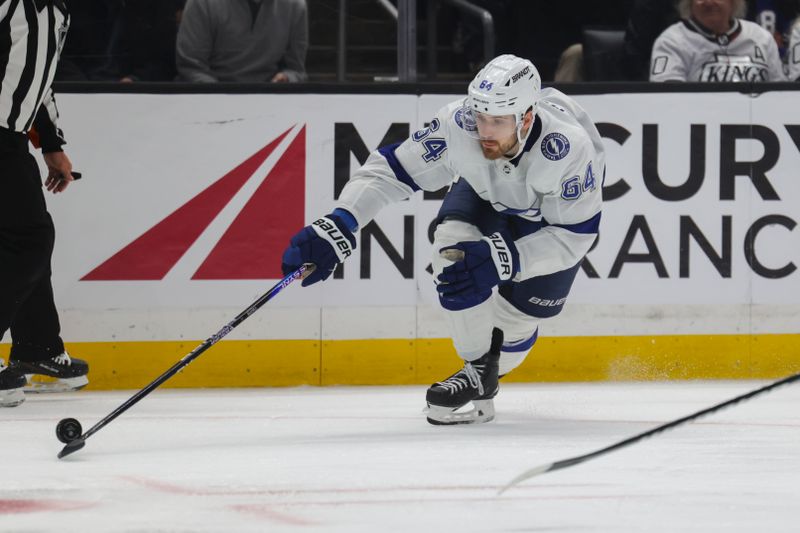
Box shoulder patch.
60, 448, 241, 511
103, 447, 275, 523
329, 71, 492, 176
454, 107, 477, 133
541, 132, 570, 161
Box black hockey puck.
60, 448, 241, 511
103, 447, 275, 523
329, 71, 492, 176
56, 418, 83, 444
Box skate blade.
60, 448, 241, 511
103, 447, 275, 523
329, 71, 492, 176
425, 399, 495, 425
0, 388, 26, 407
24, 374, 89, 393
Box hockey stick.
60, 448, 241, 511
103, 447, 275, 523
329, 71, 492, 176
56, 264, 314, 459
499, 371, 800, 494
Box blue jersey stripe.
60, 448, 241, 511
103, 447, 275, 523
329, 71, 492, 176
502, 328, 539, 353
551, 211, 601, 235
377, 143, 421, 192
331, 208, 359, 233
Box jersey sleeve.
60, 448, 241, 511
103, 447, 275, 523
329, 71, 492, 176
764, 31, 787, 81
514, 134, 603, 280
31, 89, 66, 153
650, 26, 690, 81
787, 22, 800, 81
336, 104, 459, 228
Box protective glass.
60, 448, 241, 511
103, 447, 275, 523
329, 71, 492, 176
457, 105, 518, 141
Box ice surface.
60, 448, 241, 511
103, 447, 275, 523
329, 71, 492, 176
1, 381, 798, 532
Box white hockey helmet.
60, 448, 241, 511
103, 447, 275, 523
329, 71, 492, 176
466, 54, 541, 125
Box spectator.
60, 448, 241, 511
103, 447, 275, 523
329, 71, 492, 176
552, 43, 585, 82
788, 16, 800, 79
751, 0, 800, 58
550, 0, 635, 82
54, 0, 120, 81
651, 0, 785, 81
176, 0, 308, 83
451, 0, 515, 73
622, 0, 681, 80
97, 0, 186, 83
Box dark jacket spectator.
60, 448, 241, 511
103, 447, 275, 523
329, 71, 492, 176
54, 0, 119, 80
623, 0, 680, 80
97, 0, 185, 82
751, 0, 800, 57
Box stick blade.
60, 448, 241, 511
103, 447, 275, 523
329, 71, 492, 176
57, 438, 86, 459
497, 462, 553, 495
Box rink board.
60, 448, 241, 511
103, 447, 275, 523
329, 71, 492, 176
1, 88, 799, 387
4, 333, 800, 389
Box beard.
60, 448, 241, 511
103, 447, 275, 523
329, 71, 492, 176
480, 138, 518, 160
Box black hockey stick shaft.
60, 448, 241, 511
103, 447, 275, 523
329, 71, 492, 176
58, 264, 312, 458
500, 370, 800, 493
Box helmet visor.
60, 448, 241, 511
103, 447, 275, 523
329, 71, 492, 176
457, 105, 518, 141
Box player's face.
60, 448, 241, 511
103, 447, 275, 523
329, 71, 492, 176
475, 112, 518, 159
692, 0, 734, 32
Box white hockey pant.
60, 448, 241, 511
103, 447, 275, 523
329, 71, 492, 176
432, 219, 539, 375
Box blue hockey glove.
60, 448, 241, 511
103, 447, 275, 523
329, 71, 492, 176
437, 232, 519, 301
281, 213, 357, 286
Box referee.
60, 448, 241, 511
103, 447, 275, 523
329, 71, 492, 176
0, 0, 88, 408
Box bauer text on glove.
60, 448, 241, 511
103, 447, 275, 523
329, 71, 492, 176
281, 214, 357, 286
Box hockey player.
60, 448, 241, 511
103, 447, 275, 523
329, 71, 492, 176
650, 0, 785, 82
281, 55, 604, 424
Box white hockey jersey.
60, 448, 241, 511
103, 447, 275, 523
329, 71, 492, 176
336, 88, 604, 280
788, 20, 800, 81
650, 18, 785, 82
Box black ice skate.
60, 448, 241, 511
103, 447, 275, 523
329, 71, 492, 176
425, 328, 503, 425
10, 351, 89, 393
0, 360, 26, 407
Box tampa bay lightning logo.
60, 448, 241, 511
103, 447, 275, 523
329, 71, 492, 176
454, 107, 477, 133
541, 132, 570, 161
